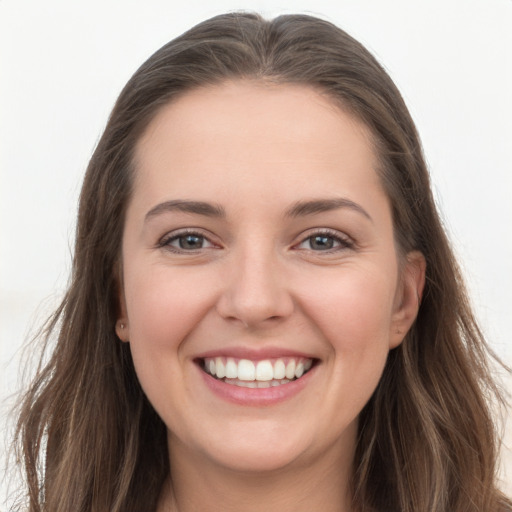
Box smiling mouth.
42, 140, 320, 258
199, 356, 315, 388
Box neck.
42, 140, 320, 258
158, 434, 355, 512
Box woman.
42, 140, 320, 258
13, 12, 511, 512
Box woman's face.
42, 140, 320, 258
117, 81, 424, 474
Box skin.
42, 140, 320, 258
116, 81, 425, 512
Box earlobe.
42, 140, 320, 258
389, 250, 426, 348
116, 271, 130, 342
115, 318, 130, 342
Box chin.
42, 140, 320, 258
174, 422, 313, 474
204, 443, 304, 474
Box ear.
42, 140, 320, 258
115, 266, 130, 343
389, 250, 426, 349
116, 310, 130, 342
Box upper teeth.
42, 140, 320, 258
204, 357, 313, 381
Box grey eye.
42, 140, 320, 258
299, 234, 342, 251
295, 231, 353, 252
167, 233, 213, 250
308, 235, 335, 250
177, 234, 204, 249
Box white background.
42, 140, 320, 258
1, 0, 511, 506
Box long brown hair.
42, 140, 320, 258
12, 12, 511, 512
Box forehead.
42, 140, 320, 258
132, 80, 383, 210
137, 80, 374, 155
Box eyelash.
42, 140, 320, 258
294, 228, 355, 253
157, 228, 354, 254
158, 229, 216, 253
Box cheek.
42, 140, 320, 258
124, 266, 217, 352
297, 264, 397, 352
310, 268, 397, 418
123, 267, 218, 418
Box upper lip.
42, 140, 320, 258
194, 346, 317, 361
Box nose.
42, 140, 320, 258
216, 246, 294, 328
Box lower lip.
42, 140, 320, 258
198, 364, 316, 406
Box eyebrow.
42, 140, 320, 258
285, 198, 373, 222
145, 200, 226, 222
144, 197, 372, 223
